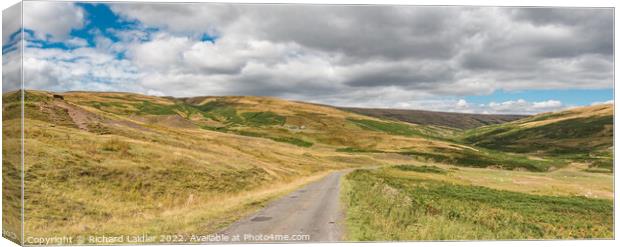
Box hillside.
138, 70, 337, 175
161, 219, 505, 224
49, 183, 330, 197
6, 90, 471, 238
462, 104, 613, 172
3, 90, 614, 241
339, 107, 526, 129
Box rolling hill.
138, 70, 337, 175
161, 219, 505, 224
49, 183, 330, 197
4, 90, 470, 238
462, 104, 613, 172
2, 90, 613, 241
339, 107, 526, 129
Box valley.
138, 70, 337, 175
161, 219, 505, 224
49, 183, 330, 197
2, 90, 613, 242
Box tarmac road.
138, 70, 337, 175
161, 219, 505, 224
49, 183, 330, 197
218, 171, 346, 243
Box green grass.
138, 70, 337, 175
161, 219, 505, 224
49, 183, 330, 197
335, 147, 384, 153
347, 118, 424, 137
193, 99, 231, 112
462, 116, 613, 156
233, 131, 313, 147
135, 101, 284, 127
336, 146, 558, 172
136, 101, 178, 115
403, 148, 560, 172
134, 99, 239, 123
270, 137, 313, 147
241, 111, 286, 126
342, 168, 613, 240
551, 151, 613, 173
460, 114, 613, 172
135, 100, 245, 124
194, 102, 242, 124
204, 107, 243, 124
2, 90, 22, 104
347, 118, 453, 141
201, 127, 314, 148
589, 158, 613, 171
174, 103, 201, 119
392, 165, 448, 174
525, 111, 571, 122
23, 91, 51, 103
88, 101, 128, 110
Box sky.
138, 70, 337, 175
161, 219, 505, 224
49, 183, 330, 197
1, 2, 614, 114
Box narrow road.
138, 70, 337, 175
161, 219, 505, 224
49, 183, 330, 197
218, 171, 346, 243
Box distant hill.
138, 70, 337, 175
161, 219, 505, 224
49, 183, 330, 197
338, 107, 527, 129
461, 104, 613, 171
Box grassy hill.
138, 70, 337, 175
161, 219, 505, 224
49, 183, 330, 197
339, 107, 526, 129
461, 104, 613, 172
7, 90, 469, 239
2, 90, 613, 241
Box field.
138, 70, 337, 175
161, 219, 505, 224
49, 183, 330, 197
342, 165, 613, 240
1, 90, 614, 241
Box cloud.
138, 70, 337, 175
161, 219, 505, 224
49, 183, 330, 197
22, 42, 141, 93
129, 33, 191, 71
2, 43, 22, 92
13, 3, 614, 114
22, 1, 84, 40
2, 2, 21, 45
146, 89, 165, 96
532, 100, 562, 109
110, 3, 235, 36
110, 4, 613, 94
485, 99, 565, 114
340, 60, 455, 87
591, 100, 614, 106
406, 98, 567, 115
456, 99, 469, 108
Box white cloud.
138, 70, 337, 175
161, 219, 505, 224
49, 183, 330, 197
146, 89, 165, 96
23, 1, 84, 40
485, 99, 565, 114
591, 100, 614, 106
532, 100, 562, 109
2, 2, 21, 45
66, 37, 89, 48
14, 3, 613, 115
2, 42, 22, 92
23, 42, 141, 93
110, 3, 232, 36
108, 4, 612, 99
129, 33, 191, 70
456, 99, 469, 108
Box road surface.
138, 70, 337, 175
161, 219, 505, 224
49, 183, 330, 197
218, 171, 346, 243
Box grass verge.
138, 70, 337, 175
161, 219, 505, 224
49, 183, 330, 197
341, 168, 613, 240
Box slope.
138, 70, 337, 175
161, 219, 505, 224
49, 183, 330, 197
339, 107, 527, 129
461, 104, 613, 172
10, 90, 464, 240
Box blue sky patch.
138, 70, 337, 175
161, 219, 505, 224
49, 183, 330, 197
71, 3, 139, 46
2, 29, 22, 54
465, 89, 613, 106
201, 33, 219, 43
